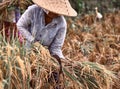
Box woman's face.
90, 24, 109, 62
47, 12, 60, 19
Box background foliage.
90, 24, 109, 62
70, 0, 120, 14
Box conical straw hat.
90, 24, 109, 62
32, 0, 77, 17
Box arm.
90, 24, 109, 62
49, 26, 67, 59
17, 6, 35, 42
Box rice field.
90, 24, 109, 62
0, 1, 120, 89
0, 35, 117, 89
63, 10, 120, 89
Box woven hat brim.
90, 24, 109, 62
32, 0, 77, 17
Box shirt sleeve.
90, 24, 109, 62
49, 26, 67, 59
17, 6, 35, 42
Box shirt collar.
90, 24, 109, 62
43, 8, 49, 14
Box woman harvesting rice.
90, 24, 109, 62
17, 0, 77, 88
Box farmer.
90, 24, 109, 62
17, 0, 77, 60
17, 0, 77, 88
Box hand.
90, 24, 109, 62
32, 42, 41, 48
18, 33, 24, 44
52, 55, 63, 74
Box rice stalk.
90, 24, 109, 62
62, 60, 116, 89
0, 32, 117, 89
0, 70, 3, 89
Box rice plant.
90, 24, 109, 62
0, 26, 116, 89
